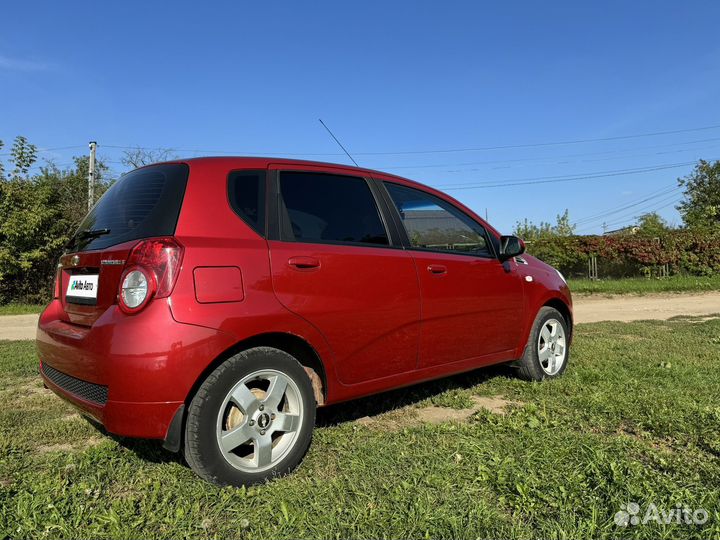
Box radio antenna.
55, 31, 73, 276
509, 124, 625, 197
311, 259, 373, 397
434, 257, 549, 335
318, 118, 359, 166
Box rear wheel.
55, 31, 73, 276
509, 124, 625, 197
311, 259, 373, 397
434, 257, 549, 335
515, 306, 569, 381
184, 347, 316, 487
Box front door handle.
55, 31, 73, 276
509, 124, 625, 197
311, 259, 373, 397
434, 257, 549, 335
288, 256, 321, 270
427, 264, 447, 275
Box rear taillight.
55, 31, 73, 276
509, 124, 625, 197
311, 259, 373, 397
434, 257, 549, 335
53, 262, 62, 299
118, 237, 184, 314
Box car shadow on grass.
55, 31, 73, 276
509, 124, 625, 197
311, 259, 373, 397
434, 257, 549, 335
116, 438, 186, 464
86, 363, 515, 465
83, 417, 185, 465
316, 363, 514, 427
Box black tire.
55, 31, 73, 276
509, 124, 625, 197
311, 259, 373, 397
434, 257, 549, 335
184, 347, 316, 487
515, 306, 570, 381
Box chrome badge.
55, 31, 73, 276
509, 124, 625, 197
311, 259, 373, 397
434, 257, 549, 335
70, 255, 80, 266
101, 259, 125, 266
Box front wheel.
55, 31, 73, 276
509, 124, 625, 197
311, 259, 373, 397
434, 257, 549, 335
515, 306, 570, 381
184, 347, 316, 487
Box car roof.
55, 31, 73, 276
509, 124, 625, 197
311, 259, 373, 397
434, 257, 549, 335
174, 156, 414, 183
150, 156, 501, 237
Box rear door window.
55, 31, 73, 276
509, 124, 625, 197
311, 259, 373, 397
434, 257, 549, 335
228, 170, 266, 236
69, 163, 189, 252
278, 172, 389, 246
385, 182, 492, 256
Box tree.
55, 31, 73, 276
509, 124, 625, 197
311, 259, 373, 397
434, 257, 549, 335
0, 137, 111, 303
634, 212, 670, 237
514, 218, 552, 241
553, 209, 575, 236
121, 146, 176, 169
514, 209, 575, 241
8, 135, 38, 178
677, 160, 720, 230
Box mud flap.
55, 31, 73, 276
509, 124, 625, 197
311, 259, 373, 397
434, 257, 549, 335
163, 404, 186, 453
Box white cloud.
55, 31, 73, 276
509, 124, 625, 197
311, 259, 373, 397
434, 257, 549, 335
0, 55, 51, 72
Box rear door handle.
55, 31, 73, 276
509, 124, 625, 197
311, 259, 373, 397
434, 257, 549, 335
288, 256, 321, 270
427, 264, 447, 275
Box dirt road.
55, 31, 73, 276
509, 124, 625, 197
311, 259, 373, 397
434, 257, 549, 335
0, 314, 40, 341
573, 291, 720, 323
1, 292, 719, 340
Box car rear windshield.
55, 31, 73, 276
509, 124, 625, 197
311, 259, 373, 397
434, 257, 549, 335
68, 163, 189, 252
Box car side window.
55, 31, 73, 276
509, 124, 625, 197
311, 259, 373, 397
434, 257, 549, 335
278, 171, 389, 246
228, 170, 266, 236
385, 182, 492, 256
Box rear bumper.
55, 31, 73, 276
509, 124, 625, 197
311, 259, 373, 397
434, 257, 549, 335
36, 298, 236, 440
40, 362, 182, 438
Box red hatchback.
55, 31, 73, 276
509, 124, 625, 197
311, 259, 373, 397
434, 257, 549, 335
37, 157, 572, 486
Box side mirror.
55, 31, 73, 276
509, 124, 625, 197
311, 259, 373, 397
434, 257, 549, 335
499, 235, 525, 261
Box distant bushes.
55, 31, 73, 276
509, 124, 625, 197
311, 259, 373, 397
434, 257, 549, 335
0, 159, 110, 304
526, 231, 720, 278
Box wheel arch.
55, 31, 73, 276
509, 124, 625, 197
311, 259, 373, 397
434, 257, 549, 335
187, 332, 328, 408
163, 332, 328, 452
543, 297, 573, 342
514, 294, 574, 360
164, 331, 328, 453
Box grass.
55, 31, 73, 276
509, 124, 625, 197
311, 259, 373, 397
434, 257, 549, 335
568, 274, 720, 296
0, 303, 45, 316
2, 318, 720, 539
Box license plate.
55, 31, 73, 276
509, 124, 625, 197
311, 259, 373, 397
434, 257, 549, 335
66, 274, 99, 304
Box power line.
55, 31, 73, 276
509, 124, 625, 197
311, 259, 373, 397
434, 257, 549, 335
8, 121, 720, 163
3, 119, 720, 167
100, 122, 720, 158
0, 144, 86, 157
591, 198, 682, 233
353, 124, 720, 156
436, 160, 701, 190
576, 195, 683, 233
380, 138, 720, 169
95, 139, 719, 176
572, 184, 682, 226
391, 141, 720, 174
577, 192, 683, 231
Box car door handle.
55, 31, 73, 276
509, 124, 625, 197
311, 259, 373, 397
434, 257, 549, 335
288, 256, 321, 270
427, 264, 447, 275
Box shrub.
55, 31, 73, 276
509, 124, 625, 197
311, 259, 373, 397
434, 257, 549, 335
526, 231, 720, 278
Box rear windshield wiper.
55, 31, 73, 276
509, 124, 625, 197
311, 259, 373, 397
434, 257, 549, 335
66, 228, 111, 249
78, 228, 111, 239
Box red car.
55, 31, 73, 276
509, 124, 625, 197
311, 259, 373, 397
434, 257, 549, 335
37, 157, 572, 486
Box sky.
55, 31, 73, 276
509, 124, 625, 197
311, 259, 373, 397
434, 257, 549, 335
2, 1, 720, 234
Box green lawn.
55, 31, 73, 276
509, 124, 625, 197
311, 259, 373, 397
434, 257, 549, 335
0, 303, 45, 316
569, 274, 720, 296
1, 319, 719, 539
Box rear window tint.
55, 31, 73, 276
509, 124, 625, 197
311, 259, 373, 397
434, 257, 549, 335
69, 163, 189, 251
279, 172, 388, 246
228, 170, 266, 236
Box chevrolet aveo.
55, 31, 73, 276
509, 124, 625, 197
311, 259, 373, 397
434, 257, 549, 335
37, 157, 572, 486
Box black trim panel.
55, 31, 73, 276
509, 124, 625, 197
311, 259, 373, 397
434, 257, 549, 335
42, 363, 108, 405
65, 296, 98, 306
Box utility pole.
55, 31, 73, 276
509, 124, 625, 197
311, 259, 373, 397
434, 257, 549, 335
88, 141, 97, 211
